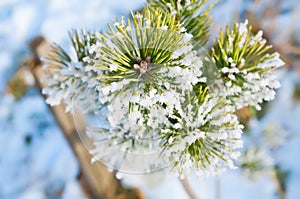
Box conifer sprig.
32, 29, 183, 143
43, 1, 283, 177
211, 22, 273, 73
209, 20, 284, 110
89, 9, 190, 98
148, 0, 215, 50
43, 30, 97, 112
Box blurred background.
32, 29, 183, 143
0, 0, 300, 198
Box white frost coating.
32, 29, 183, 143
216, 20, 284, 110
43, 14, 281, 178
163, 100, 244, 177
161, 25, 168, 30
257, 53, 285, 69
249, 30, 265, 46
182, 33, 193, 43
238, 20, 248, 47
85, 24, 244, 177
239, 146, 274, 178
43, 61, 97, 113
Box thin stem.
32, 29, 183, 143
215, 176, 221, 199
270, 172, 286, 199
179, 178, 198, 199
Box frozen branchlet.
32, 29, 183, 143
82, 9, 245, 176
43, 3, 282, 177
210, 20, 284, 110
239, 146, 274, 179
43, 31, 98, 113
161, 94, 244, 178
149, 0, 213, 49
43, 61, 98, 113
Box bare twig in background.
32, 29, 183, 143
180, 178, 198, 199
270, 171, 287, 199
215, 176, 220, 199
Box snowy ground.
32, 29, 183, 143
0, 0, 299, 199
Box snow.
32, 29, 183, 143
0, 0, 145, 198
0, 93, 81, 199
0, 0, 300, 198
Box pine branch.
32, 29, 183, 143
68, 29, 96, 62
180, 178, 198, 199
92, 9, 186, 91
46, 29, 95, 70
210, 22, 273, 72
207, 20, 284, 110
147, 0, 216, 50
43, 29, 97, 112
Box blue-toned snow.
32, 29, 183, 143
0, 0, 299, 198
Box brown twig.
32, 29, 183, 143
215, 176, 221, 199
179, 178, 198, 199
270, 172, 287, 199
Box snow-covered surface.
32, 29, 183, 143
0, 0, 299, 198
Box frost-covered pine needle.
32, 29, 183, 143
43, 2, 283, 178
209, 20, 284, 110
